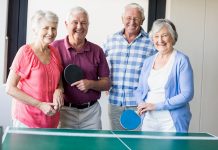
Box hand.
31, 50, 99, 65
37, 102, 57, 116
105, 91, 109, 95
71, 79, 91, 93
53, 89, 64, 111
137, 102, 156, 115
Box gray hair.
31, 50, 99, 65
123, 3, 145, 21
149, 19, 178, 45
65, 7, 89, 24
31, 10, 58, 30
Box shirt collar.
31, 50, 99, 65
64, 36, 90, 53
118, 27, 148, 37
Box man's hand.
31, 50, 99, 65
71, 79, 91, 93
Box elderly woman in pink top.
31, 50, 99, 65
6, 10, 63, 128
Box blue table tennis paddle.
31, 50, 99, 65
64, 64, 83, 85
120, 109, 141, 130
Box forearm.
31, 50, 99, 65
90, 77, 111, 91
56, 78, 64, 93
6, 86, 41, 108
53, 78, 64, 110
155, 94, 191, 111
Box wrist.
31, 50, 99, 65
56, 88, 64, 93
35, 101, 42, 109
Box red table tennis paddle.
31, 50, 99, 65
64, 64, 83, 85
120, 109, 141, 130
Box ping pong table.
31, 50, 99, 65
2, 127, 218, 150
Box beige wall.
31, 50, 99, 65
166, 0, 218, 135
200, 0, 218, 135
27, 0, 149, 46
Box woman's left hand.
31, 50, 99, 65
137, 102, 156, 115
53, 89, 64, 111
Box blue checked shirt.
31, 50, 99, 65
103, 28, 156, 106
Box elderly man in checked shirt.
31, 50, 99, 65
103, 3, 156, 130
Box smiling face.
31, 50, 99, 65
35, 19, 58, 45
152, 26, 174, 54
122, 7, 143, 36
65, 11, 89, 43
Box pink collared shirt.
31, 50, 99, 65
11, 44, 62, 128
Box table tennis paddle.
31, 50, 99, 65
120, 109, 141, 130
64, 64, 83, 85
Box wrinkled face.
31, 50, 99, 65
152, 26, 174, 54
65, 11, 89, 42
122, 7, 143, 36
35, 19, 57, 45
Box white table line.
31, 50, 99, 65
4, 128, 218, 141
110, 131, 131, 150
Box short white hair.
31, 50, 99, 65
31, 10, 58, 30
149, 19, 178, 45
123, 3, 145, 21
65, 7, 89, 24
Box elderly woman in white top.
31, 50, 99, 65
136, 19, 194, 132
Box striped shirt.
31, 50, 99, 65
103, 28, 156, 106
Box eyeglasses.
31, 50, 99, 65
124, 17, 141, 23
70, 20, 88, 26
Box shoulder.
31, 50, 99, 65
48, 45, 63, 68
137, 28, 150, 41
51, 38, 65, 47
142, 54, 156, 68
18, 44, 31, 52
174, 50, 193, 71
48, 45, 59, 55
175, 50, 190, 62
16, 44, 34, 58
86, 41, 107, 61
11, 44, 35, 72
106, 30, 123, 40
145, 54, 156, 62
87, 40, 103, 52
51, 38, 66, 55
140, 28, 149, 37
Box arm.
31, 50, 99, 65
138, 54, 194, 113
134, 56, 154, 104
156, 55, 194, 110
135, 59, 154, 115
53, 78, 64, 110
72, 45, 111, 93
71, 77, 111, 93
6, 70, 56, 116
